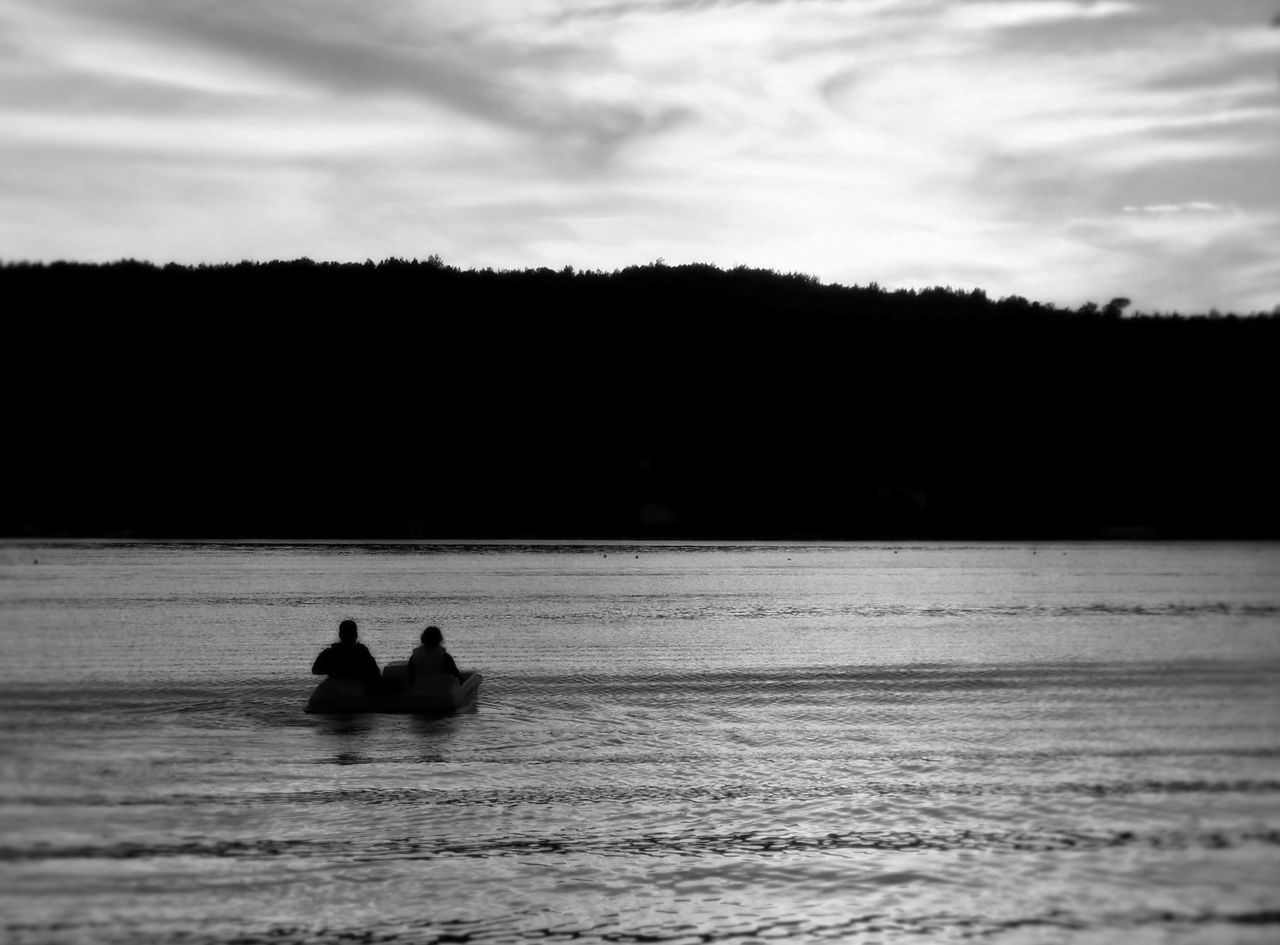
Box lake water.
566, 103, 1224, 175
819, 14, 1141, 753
1, 540, 1278, 944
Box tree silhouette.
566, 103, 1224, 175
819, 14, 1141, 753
3, 258, 1277, 540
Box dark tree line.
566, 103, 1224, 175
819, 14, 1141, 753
5, 258, 1277, 539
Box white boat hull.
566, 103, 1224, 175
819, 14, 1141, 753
305, 662, 482, 714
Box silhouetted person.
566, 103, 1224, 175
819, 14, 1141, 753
407, 625, 462, 686
312, 620, 381, 691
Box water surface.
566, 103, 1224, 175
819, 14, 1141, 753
1, 541, 1278, 943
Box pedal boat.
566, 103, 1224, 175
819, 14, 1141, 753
305, 660, 482, 714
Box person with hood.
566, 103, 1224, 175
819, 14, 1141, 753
407, 625, 462, 687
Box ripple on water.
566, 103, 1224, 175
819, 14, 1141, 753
5, 906, 1280, 945
4, 544, 1279, 945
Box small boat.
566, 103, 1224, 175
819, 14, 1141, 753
305, 660, 483, 714
381, 661, 483, 712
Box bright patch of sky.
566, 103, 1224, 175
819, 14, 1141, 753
1, 0, 1277, 312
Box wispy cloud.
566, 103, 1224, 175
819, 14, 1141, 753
945, 0, 1140, 30
1123, 202, 1234, 215
5, 0, 685, 167
1, 0, 1277, 312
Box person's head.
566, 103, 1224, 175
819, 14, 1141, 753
421, 625, 443, 647
338, 620, 358, 643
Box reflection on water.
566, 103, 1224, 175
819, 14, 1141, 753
1, 541, 1278, 944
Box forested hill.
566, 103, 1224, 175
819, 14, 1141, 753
5, 256, 1254, 319
6, 258, 1278, 540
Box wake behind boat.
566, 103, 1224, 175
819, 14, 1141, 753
306, 661, 483, 714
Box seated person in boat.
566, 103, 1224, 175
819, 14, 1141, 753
312, 620, 382, 690
407, 625, 462, 686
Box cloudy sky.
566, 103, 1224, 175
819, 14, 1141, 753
2, 0, 1277, 313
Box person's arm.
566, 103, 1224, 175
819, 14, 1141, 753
443, 650, 462, 681
361, 647, 381, 685
311, 648, 331, 676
